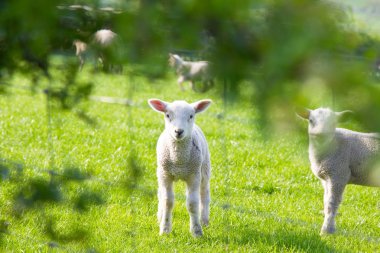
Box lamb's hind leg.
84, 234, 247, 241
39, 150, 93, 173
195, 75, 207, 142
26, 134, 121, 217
200, 175, 210, 226
177, 76, 185, 91
186, 176, 203, 237
321, 179, 346, 235
157, 186, 162, 224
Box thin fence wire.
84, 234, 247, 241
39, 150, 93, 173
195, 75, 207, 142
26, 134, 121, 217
221, 78, 232, 243
45, 79, 56, 171
126, 74, 137, 252
1, 70, 380, 250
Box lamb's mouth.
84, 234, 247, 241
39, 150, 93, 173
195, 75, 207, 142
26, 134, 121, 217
174, 133, 185, 140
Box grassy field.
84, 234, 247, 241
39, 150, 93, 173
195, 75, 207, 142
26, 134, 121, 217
0, 63, 379, 252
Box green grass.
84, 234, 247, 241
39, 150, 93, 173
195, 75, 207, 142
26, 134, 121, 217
0, 65, 379, 252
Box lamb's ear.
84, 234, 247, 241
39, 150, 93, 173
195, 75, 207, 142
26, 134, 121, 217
296, 108, 311, 120
192, 99, 212, 114
148, 99, 168, 113
336, 110, 353, 122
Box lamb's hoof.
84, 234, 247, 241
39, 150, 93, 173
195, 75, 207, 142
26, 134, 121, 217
201, 219, 209, 227
320, 226, 335, 235
191, 224, 203, 237
160, 225, 172, 235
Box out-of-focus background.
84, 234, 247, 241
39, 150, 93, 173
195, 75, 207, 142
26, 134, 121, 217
0, 0, 379, 251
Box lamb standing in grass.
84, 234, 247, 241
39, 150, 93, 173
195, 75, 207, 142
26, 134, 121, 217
169, 53, 214, 92
148, 99, 212, 237
298, 108, 380, 235
73, 29, 119, 71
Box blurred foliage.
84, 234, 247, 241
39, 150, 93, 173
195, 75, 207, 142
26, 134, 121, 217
1, 1, 380, 248
1, 0, 380, 130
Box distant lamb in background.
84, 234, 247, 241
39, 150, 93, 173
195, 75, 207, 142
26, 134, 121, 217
73, 29, 120, 72
73, 40, 87, 70
169, 53, 214, 93
148, 98, 212, 237
298, 108, 380, 235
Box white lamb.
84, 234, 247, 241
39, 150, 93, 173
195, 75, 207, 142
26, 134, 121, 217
169, 53, 214, 92
298, 108, 380, 235
148, 98, 212, 237
73, 29, 118, 71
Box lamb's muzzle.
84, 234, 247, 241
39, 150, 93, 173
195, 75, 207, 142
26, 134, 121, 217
174, 128, 184, 139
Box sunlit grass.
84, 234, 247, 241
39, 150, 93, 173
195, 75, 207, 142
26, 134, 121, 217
0, 67, 379, 252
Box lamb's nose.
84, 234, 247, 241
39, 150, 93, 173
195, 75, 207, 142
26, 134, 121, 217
175, 129, 184, 136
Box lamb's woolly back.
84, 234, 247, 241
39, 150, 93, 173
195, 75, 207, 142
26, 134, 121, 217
336, 128, 380, 140
93, 29, 117, 46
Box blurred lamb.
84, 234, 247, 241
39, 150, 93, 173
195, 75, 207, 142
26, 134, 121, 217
148, 98, 212, 237
73, 40, 87, 70
169, 53, 214, 92
73, 29, 120, 71
298, 108, 380, 235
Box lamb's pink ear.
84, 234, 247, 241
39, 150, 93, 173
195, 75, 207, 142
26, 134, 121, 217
148, 99, 168, 113
192, 99, 212, 114
335, 110, 353, 122
296, 108, 311, 120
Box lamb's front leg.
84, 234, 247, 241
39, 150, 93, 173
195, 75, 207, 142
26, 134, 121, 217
186, 176, 203, 237
177, 76, 185, 91
158, 175, 174, 235
321, 179, 346, 235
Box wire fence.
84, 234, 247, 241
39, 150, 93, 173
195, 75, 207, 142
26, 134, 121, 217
0, 76, 145, 250
1, 67, 380, 251
0, 75, 260, 251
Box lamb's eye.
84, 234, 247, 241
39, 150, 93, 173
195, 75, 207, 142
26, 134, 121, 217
166, 113, 170, 119
309, 118, 314, 125
189, 115, 193, 119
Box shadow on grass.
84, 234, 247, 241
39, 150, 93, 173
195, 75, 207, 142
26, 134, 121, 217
0, 158, 107, 247
201, 201, 359, 252
45, 219, 88, 244
214, 226, 351, 253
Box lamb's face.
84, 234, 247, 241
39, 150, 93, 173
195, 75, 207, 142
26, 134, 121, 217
148, 99, 212, 141
168, 54, 182, 68
308, 108, 337, 136
165, 101, 195, 141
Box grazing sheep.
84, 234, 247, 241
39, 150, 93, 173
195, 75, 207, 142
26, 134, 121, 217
298, 108, 380, 235
148, 98, 212, 237
169, 53, 214, 92
73, 29, 120, 71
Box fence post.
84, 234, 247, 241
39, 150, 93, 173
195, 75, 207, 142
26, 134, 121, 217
45, 80, 55, 171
